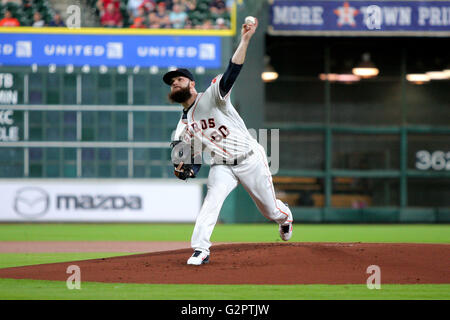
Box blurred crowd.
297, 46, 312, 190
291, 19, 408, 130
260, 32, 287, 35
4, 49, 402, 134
0, 0, 64, 27
0, 0, 233, 29
97, 0, 233, 29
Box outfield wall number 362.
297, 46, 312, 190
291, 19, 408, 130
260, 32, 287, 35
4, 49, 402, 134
416, 150, 450, 171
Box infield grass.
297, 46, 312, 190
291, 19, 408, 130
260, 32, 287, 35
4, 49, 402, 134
0, 279, 449, 300
0, 223, 449, 300
0, 253, 137, 269
0, 223, 449, 243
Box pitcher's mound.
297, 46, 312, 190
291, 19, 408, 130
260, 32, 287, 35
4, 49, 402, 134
0, 243, 449, 284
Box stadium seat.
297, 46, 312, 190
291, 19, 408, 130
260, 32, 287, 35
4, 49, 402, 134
197, 2, 209, 13
5, 2, 19, 13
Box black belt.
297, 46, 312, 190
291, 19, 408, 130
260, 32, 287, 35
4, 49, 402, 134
222, 150, 254, 166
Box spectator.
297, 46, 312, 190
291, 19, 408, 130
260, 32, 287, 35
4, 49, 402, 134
132, 6, 151, 28
127, 0, 155, 18
199, 19, 213, 30
148, 2, 170, 28
184, 0, 197, 12
209, 0, 226, 15
169, 4, 187, 29
100, 2, 123, 27
215, 17, 228, 29
48, 12, 66, 27
148, 19, 160, 28
142, 0, 156, 13
171, 0, 187, 11
158, 0, 172, 10
32, 11, 46, 27
127, 0, 144, 17
130, 16, 146, 28
0, 9, 20, 27
133, 6, 147, 21
97, 0, 120, 12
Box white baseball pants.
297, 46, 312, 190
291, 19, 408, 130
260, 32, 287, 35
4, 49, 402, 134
191, 145, 292, 253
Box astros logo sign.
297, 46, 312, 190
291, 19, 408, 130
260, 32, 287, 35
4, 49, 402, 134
334, 1, 360, 27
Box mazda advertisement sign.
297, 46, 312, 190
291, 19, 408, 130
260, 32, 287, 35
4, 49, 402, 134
0, 181, 201, 222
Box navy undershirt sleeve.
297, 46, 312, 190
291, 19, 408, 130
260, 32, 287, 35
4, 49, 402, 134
219, 59, 243, 98
192, 164, 201, 176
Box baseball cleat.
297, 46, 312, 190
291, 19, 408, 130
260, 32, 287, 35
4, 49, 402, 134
279, 209, 293, 241
187, 250, 210, 265
279, 223, 293, 241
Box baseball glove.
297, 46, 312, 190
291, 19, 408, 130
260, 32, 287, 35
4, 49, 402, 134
170, 140, 199, 181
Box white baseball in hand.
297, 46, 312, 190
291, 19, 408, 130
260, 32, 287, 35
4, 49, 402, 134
245, 16, 256, 25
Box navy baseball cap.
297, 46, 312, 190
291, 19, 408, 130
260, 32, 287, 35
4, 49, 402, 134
163, 68, 195, 85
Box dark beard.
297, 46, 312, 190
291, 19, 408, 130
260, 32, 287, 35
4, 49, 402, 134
169, 85, 192, 104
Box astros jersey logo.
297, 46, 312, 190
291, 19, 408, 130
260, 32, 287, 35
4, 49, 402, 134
189, 118, 230, 143
334, 1, 359, 27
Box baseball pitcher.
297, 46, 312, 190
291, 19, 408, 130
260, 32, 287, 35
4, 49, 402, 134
164, 18, 293, 265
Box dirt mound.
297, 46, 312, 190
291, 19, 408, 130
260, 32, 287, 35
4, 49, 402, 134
0, 242, 448, 284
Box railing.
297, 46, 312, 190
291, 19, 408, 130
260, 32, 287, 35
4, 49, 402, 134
266, 122, 450, 221
0, 104, 182, 178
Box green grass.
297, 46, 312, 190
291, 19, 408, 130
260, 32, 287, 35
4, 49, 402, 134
0, 223, 449, 243
0, 279, 448, 300
0, 253, 137, 269
0, 223, 449, 300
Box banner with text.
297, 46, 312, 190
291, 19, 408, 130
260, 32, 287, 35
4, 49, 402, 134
270, 0, 450, 35
0, 34, 222, 68
0, 181, 202, 222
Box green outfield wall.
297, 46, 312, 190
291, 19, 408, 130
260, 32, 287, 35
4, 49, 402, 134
0, 1, 448, 223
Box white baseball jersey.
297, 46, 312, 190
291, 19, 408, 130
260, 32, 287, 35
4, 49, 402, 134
171, 73, 293, 254
173, 74, 259, 164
